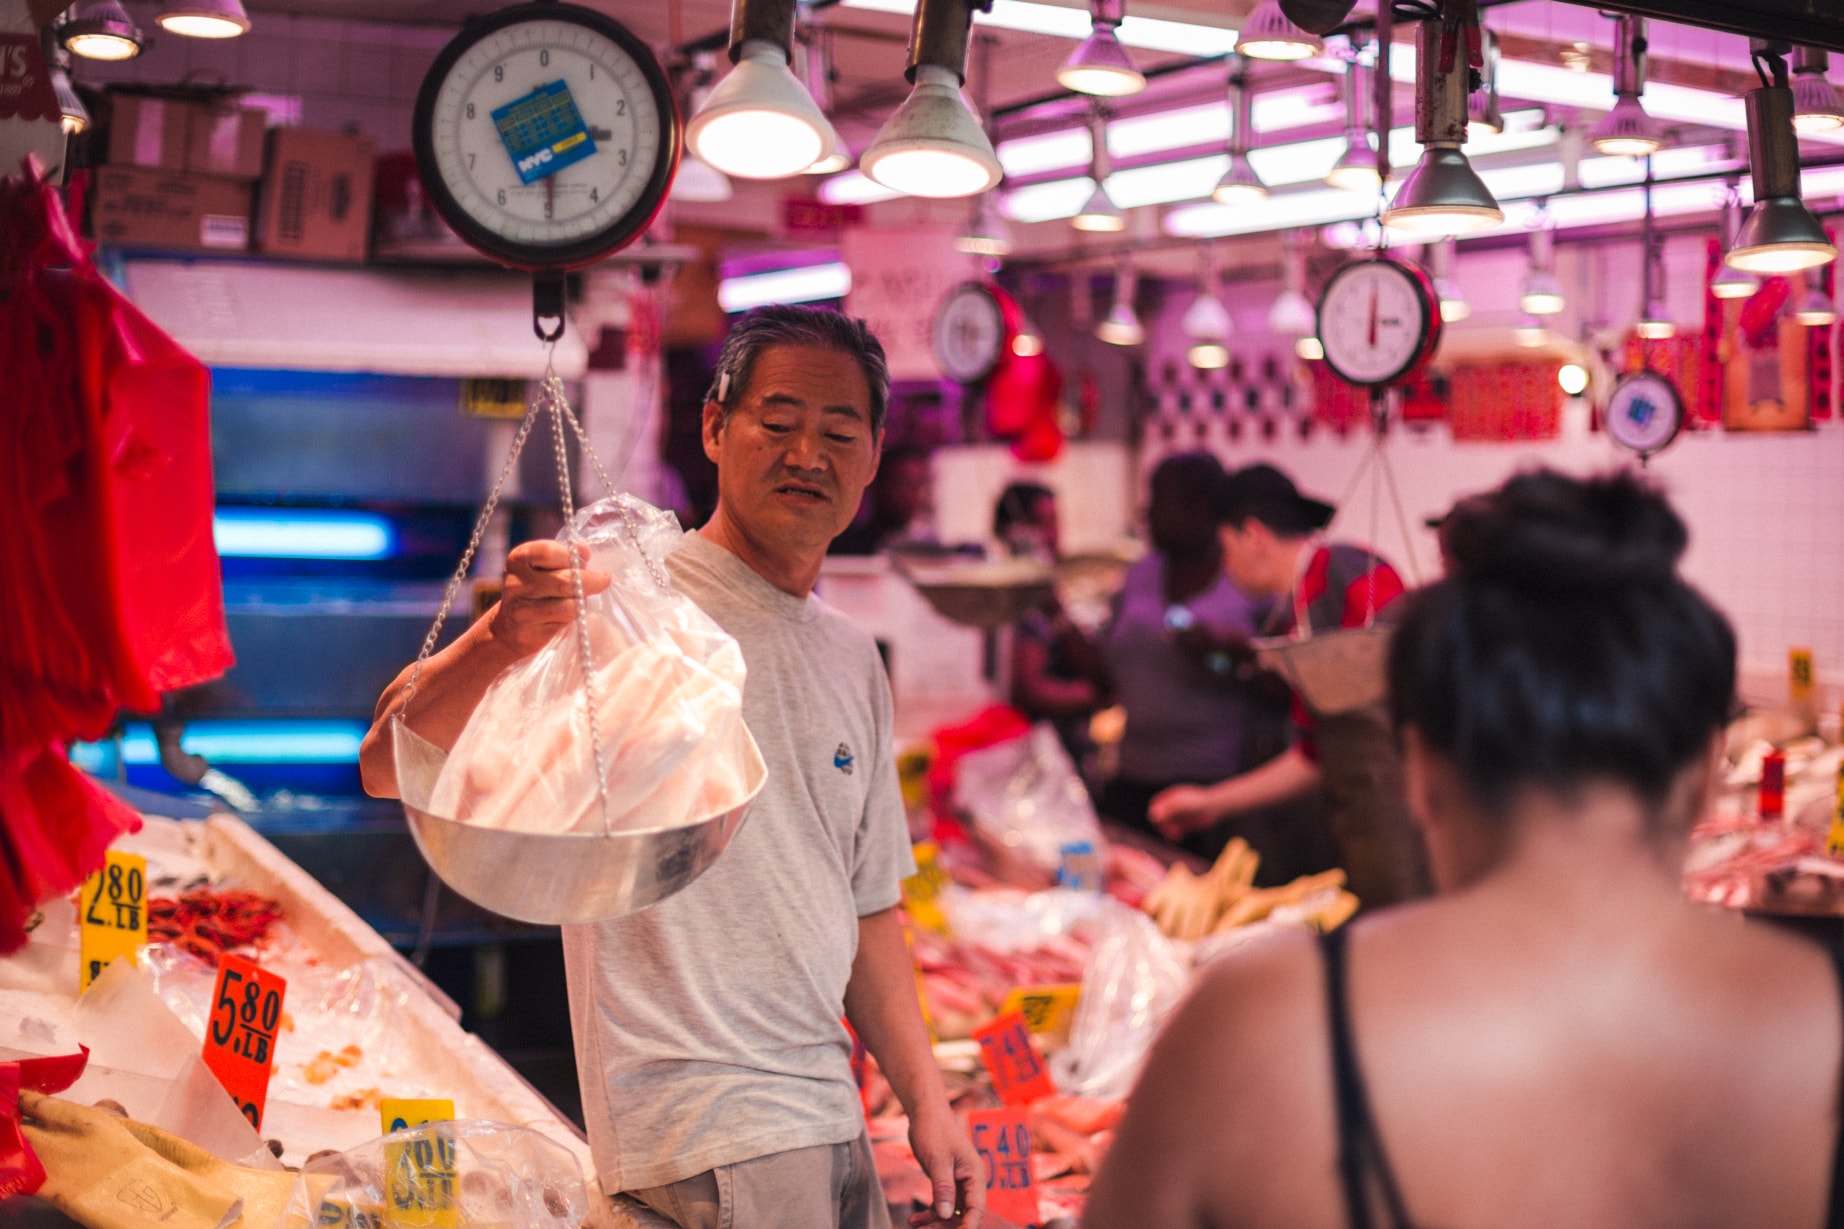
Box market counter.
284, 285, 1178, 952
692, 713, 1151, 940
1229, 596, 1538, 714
0, 810, 602, 1223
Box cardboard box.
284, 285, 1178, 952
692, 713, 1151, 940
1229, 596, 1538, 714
106, 94, 192, 171
187, 103, 266, 178
255, 127, 375, 263
90, 165, 252, 252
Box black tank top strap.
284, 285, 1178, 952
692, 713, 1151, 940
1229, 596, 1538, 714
1828, 944, 1844, 1228
1320, 927, 1414, 1229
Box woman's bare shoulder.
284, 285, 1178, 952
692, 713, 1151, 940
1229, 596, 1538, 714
1085, 925, 1346, 1229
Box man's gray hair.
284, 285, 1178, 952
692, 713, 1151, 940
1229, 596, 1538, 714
704, 304, 891, 436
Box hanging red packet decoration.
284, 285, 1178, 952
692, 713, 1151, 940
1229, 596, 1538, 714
968, 1106, 1038, 1227
0, 1047, 90, 1199
973, 1011, 1056, 1107
203, 954, 286, 1130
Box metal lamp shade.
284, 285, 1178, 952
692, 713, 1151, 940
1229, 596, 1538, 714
1519, 270, 1565, 316
1212, 150, 1269, 205
1710, 265, 1759, 298
52, 68, 89, 134
1237, 0, 1322, 61
671, 154, 734, 202
1325, 135, 1380, 192
687, 41, 831, 179
62, 0, 141, 60
1382, 146, 1503, 236
1072, 182, 1126, 231
1793, 64, 1844, 133
1794, 287, 1838, 326
1590, 95, 1663, 157
1728, 197, 1838, 273
156, 0, 250, 38
955, 195, 1013, 256
1057, 24, 1144, 97
1096, 306, 1144, 346
861, 65, 1002, 199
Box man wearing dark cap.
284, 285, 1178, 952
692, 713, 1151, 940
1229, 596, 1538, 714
1148, 463, 1432, 909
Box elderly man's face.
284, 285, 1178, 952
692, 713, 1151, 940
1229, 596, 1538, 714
703, 344, 881, 554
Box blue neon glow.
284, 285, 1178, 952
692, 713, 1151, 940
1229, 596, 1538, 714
70, 720, 370, 767
214, 510, 396, 560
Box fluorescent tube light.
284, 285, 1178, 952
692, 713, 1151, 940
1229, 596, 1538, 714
213, 510, 395, 560
718, 261, 852, 312
839, 0, 1239, 56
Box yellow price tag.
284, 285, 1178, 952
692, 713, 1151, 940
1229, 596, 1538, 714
79, 850, 146, 992
381, 1100, 457, 1229
1829, 764, 1844, 859
998, 983, 1082, 1047
1791, 647, 1816, 710
902, 841, 951, 936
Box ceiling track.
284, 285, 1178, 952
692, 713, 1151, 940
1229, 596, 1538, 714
1002, 150, 1844, 277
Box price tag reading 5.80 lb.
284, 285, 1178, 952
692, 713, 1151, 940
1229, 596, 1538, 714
203, 953, 286, 1130
79, 850, 147, 992
969, 1106, 1038, 1227
973, 1011, 1057, 1106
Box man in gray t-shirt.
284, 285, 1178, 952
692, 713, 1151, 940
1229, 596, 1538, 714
360, 307, 982, 1229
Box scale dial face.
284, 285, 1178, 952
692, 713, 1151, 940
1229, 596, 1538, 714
1605, 369, 1684, 456
412, 4, 679, 270
1315, 257, 1442, 387
933, 282, 1009, 385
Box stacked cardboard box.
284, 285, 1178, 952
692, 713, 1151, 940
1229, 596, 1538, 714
254, 127, 375, 262
91, 92, 378, 264
91, 92, 265, 253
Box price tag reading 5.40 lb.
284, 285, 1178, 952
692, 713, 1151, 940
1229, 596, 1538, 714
969, 1106, 1038, 1228
203, 953, 286, 1130
973, 1011, 1057, 1106
80, 850, 146, 992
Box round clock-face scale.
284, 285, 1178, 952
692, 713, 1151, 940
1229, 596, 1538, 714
414, 5, 678, 270
1605, 370, 1684, 456
934, 283, 1008, 385
1315, 258, 1441, 388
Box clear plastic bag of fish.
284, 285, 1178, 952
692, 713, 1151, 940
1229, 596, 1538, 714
278, 1120, 586, 1229
1051, 899, 1189, 1101
952, 723, 1104, 876
427, 494, 762, 836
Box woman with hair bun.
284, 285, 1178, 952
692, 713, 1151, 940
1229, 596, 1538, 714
1084, 469, 1844, 1229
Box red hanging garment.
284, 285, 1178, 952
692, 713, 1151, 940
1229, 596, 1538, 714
0, 156, 232, 952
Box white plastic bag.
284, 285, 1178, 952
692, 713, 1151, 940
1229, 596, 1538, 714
278, 1120, 586, 1229
1050, 899, 1189, 1100
429, 495, 756, 835
952, 724, 1105, 877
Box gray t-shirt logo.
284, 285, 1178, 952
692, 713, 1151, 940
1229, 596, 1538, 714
833, 743, 854, 775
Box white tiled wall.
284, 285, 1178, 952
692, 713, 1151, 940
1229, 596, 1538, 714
1187, 419, 1844, 708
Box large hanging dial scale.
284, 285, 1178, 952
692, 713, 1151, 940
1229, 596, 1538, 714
1314, 256, 1443, 389
412, 2, 681, 337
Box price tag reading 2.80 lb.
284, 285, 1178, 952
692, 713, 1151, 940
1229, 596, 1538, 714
973, 1011, 1057, 1106
79, 850, 147, 992
203, 953, 286, 1130
969, 1106, 1038, 1227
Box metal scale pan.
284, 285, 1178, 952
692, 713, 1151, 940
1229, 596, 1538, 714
392, 717, 764, 926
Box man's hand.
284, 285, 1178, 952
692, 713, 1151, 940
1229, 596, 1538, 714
1148, 783, 1220, 841
906, 1105, 984, 1228
489, 540, 612, 659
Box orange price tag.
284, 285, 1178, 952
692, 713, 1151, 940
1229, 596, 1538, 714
969, 1106, 1038, 1228
203, 952, 286, 1131
972, 1011, 1056, 1107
